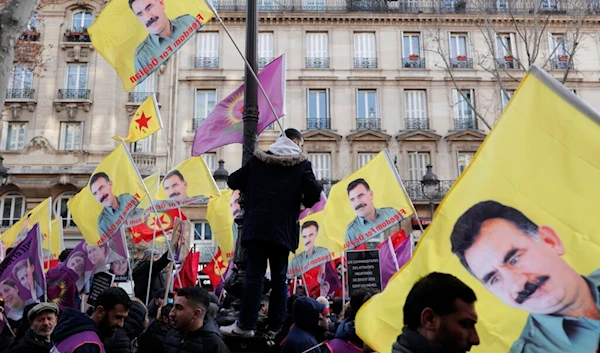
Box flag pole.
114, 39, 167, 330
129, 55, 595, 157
153, 92, 173, 171
144, 221, 158, 306
387, 237, 400, 272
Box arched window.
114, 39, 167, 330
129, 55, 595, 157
71, 10, 93, 31
54, 192, 76, 228
0, 192, 26, 227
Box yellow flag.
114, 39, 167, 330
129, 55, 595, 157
1, 197, 51, 248
139, 172, 160, 210
323, 150, 413, 251
206, 189, 236, 262
68, 144, 145, 246
357, 66, 600, 353
113, 94, 162, 143
43, 218, 64, 269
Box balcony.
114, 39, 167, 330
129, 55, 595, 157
497, 57, 520, 70
356, 118, 380, 130
58, 89, 90, 100
405, 118, 429, 130
306, 57, 330, 69
450, 57, 473, 69
195, 57, 219, 69
193, 118, 204, 130
6, 89, 35, 100
132, 153, 157, 170
128, 92, 159, 103
307, 117, 331, 130
63, 30, 90, 42
454, 118, 477, 130
551, 56, 572, 70
354, 57, 378, 69
19, 30, 40, 41
403, 57, 425, 69
258, 57, 275, 69
404, 180, 454, 201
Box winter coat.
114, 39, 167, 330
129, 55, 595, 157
323, 319, 363, 353
391, 328, 449, 353
281, 297, 328, 353
52, 308, 105, 353
0, 330, 14, 353
7, 328, 52, 353
133, 251, 170, 304
103, 330, 130, 353
227, 137, 322, 252
138, 319, 171, 353
104, 300, 147, 353
163, 316, 229, 353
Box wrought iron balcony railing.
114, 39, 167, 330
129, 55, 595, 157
354, 57, 378, 69
193, 118, 205, 130
404, 180, 455, 201
403, 57, 425, 69
356, 118, 380, 130
63, 31, 90, 42
454, 117, 477, 130
306, 57, 330, 69
6, 88, 35, 99
307, 117, 331, 130
128, 92, 159, 103
405, 118, 430, 130
450, 58, 473, 69
58, 89, 90, 100
195, 57, 219, 69
551, 57, 572, 70
496, 57, 520, 69
258, 57, 275, 69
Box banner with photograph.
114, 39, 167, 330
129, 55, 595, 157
1, 198, 51, 249
68, 144, 145, 245
357, 66, 600, 353
125, 171, 161, 228
0, 225, 44, 321
88, 0, 215, 91
171, 217, 191, 263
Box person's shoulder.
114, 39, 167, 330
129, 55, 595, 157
173, 14, 197, 23
508, 314, 546, 353
315, 246, 330, 256
587, 268, 600, 282
345, 216, 361, 231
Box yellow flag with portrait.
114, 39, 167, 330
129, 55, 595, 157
42, 218, 64, 269
356, 66, 600, 353
1, 197, 51, 249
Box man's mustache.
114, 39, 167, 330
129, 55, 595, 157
355, 203, 367, 211
146, 16, 159, 28
100, 194, 108, 203
516, 275, 549, 304
169, 192, 180, 198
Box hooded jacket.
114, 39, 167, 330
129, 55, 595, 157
282, 297, 327, 353
52, 308, 104, 353
391, 328, 449, 353
104, 301, 147, 353
163, 316, 229, 353
323, 319, 363, 353
7, 328, 53, 353
227, 137, 322, 252
138, 318, 171, 353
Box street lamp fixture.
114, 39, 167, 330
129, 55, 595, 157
212, 159, 229, 190
0, 155, 10, 186
421, 164, 440, 219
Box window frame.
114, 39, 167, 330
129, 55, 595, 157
1, 122, 27, 151
308, 152, 332, 181
194, 89, 217, 129
54, 192, 77, 228
59, 121, 84, 151
0, 192, 26, 228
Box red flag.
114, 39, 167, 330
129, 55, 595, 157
174, 250, 200, 290
129, 208, 187, 244
203, 249, 228, 288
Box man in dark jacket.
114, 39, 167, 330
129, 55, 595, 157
221, 128, 322, 338
133, 249, 171, 305
163, 286, 229, 353
146, 287, 165, 320
52, 287, 132, 353
138, 304, 172, 353
282, 296, 328, 353
104, 300, 147, 353
392, 272, 480, 353
8, 302, 58, 353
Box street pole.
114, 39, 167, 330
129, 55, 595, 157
429, 200, 435, 221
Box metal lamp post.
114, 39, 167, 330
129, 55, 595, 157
421, 165, 440, 220
212, 160, 229, 190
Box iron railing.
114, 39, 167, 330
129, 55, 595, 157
403, 57, 426, 69
128, 92, 159, 103
450, 58, 473, 69
6, 89, 35, 99
354, 57, 378, 69
63, 31, 90, 42
356, 118, 380, 130
404, 180, 455, 201
193, 118, 205, 130
405, 118, 429, 130
454, 118, 477, 130
258, 57, 275, 68
551, 58, 572, 70
496, 57, 520, 69
58, 89, 90, 100
19, 31, 40, 41
306, 57, 330, 69
195, 57, 219, 69
307, 117, 331, 130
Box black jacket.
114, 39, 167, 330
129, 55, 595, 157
228, 143, 322, 252
391, 328, 449, 353
133, 251, 170, 304
138, 319, 171, 353
7, 328, 52, 353
163, 316, 230, 353
104, 301, 147, 353
52, 308, 104, 353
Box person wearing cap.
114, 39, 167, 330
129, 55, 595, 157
8, 302, 58, 353
132, 248, 171, 304
281, 296, 329, 353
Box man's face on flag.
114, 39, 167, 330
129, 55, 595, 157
302, 224, 318, 255
230, 190, 241, 218
163, 173, 188, 199
348, 183, 375, 219
131, 0, 170, 36
91, 176, 116, 208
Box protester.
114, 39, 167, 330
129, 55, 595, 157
220, 128, 322, 338
138, 304, 172, 353
325, 290, 376, 353
52, 287, 132, 353
58, 249, 72, 263
392, 272, 480, 353
9, 302, 38, 347
281, 296, 329, 353
146, 287, 165, 320
8, 303, 58, 353
274, 294, 299, 350
104, 298, 147, 353
132, 248, 170, 304
164, 286, 230, 353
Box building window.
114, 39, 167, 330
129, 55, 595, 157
549, 33, 571, 69
404, 90, 428, 130
301, 0, 325, 10
258, 32, 274, 68
501, 89, 514, 110
202, 153, 217, 174
0, 193, 26, 228
194, 89, 217, 130
71, 10, 93, 31
196, 32, 219, 68
307, 89, 329, 129
449, 33, 471, 69
358, 153, 376, 169
258, 0, 275, 11
402, 33, 424, 68
452, 89, 476, 129
193, 221, 214, 264
7, 65, 33, 99
356, 89, 379, 130
408, 151, 430, 181
66, 64, 88, 90
60, 122, 83, 151
306, 33, 329, 68
496, 33, 518, 69
1, 122, 26, 151
353, 32, 377, 68
308, 153, 331, 181
54, 192, 76, 228
131, 135, 154, 154
457, 152, 475, 175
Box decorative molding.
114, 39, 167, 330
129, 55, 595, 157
53, 100, 92, 115
302, 129, 343, 142
60, 43, 94, 62
346, 130, 391, 143
346, 76, 386, 81
296, 76, 339, 81
445, 129, 487, 141
395, 76, 433, 81
397, 129, 442, 142
443, 76, 482, 82
9, 104, 22, 120
180, 75, 227, 81
23, 136, 55, 154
